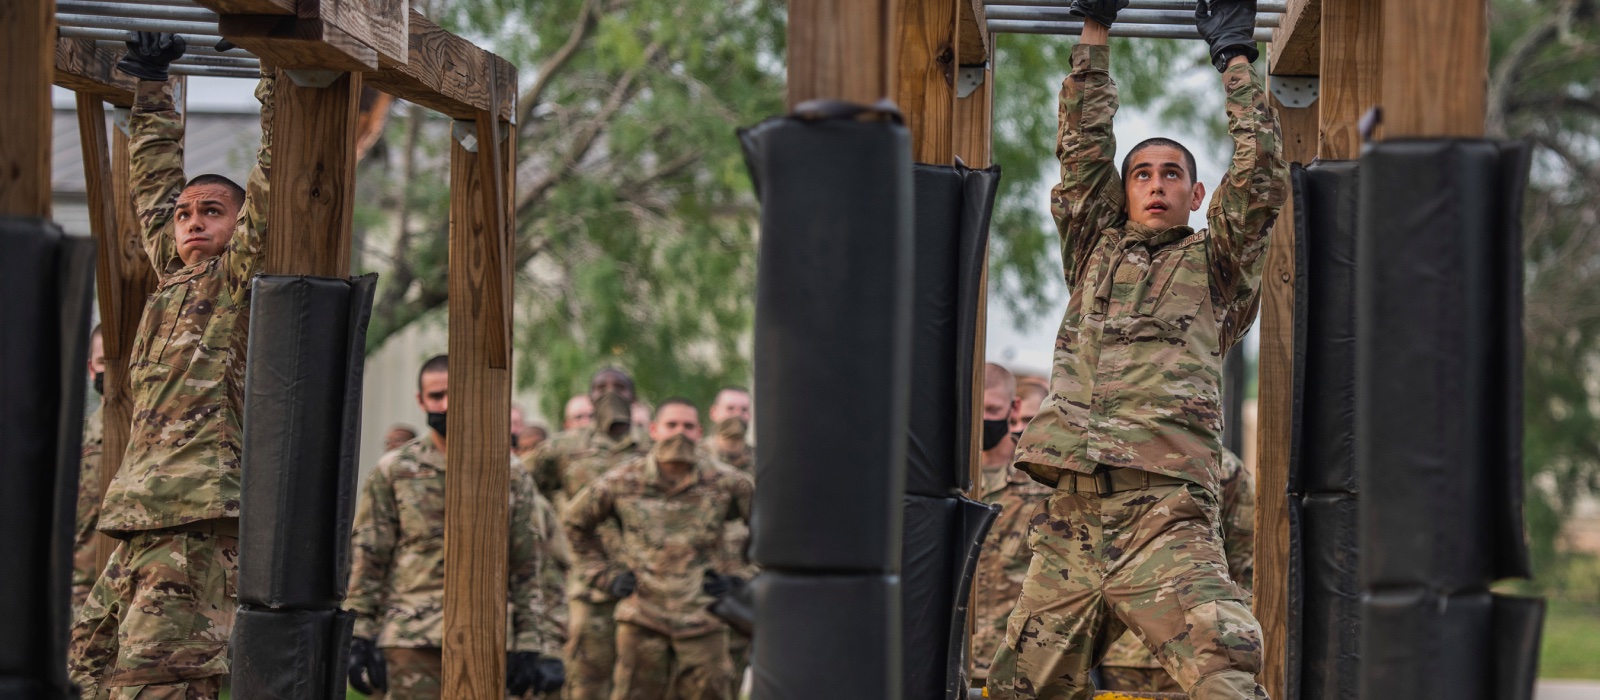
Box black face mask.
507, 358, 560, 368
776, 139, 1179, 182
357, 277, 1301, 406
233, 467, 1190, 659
93, 371, 105, 396
427, 411, 447, 438
982, 418, 1010, 451
510, 432, 520, 450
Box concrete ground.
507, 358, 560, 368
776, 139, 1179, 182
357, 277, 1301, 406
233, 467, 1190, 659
1542, 680, 1600, 699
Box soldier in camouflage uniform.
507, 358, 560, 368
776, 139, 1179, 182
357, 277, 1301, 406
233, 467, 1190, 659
985, 6, 1287, 698
703, 386, 754, 692
564, 398, 754, 700
345, 355, 564, 699
1099, 447, 1255, 692
71, 325, 107, 620
531, 368, 649, 700
972, 364, 1054, 686
66, 32, 276, 699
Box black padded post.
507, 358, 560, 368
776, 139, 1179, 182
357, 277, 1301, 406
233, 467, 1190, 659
231, 606, 355, 700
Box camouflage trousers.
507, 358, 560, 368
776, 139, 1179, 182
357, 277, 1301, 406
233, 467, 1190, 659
1099, 666, 1184, 693
611, 623, 732, 700
985, 483, 1266, 700
68, 528, 238, 700
371, 647, 442, 700
728, 630, 750, 697
565, 598, 618, 700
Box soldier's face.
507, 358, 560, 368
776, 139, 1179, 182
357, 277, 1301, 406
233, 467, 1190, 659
1124, 145, 1205, 231
983, 386, 1017, 422
88, 332, 105, 378
1014, 393, 1044, 434
417, 370, 449, 414
709, 390, 751, 423
564, 395, 594, 430
173, 183, 242, 266
590, 370, 635, 403
650, 403, 703, 443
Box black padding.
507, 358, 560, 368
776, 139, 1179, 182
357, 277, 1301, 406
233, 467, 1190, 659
945, 497, 999, 695
750, 572, 900, 700
1297, 160, 1360, 495
709, 578, 755, 636
1488, 143, 1534, 582
1360, 590, 1492, 699
1287, 163, 1310, 497
230, 605, 355, 700
739, 113, 913, 572
1491, 594, 1543, 700
948, 164, 1000, 494
0, 217, 96, 699
1298, 493, 1359, 700
901, 495, 958, 699
904, 168, 962, 497
238, 275, 377, 609
1283, 497, 1303, 700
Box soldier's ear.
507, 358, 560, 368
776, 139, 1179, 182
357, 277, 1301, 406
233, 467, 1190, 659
1190, 182, 1206, 211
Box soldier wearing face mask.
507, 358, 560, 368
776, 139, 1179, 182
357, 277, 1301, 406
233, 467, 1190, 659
71, 325, 107, 619
531, 367, 651, 700
701, 386, 756, 690
564, 398, 754, 700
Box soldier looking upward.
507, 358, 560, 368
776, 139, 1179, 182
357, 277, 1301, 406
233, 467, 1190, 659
66, 32, 276, 699
986, 1, 1287, 698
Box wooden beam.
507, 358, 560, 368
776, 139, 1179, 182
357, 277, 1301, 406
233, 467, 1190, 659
442, 115, 516, 699
954, 56, 993, 168
1381, 0, 1486, 137
364, 12, 516, 123
263, 71, 362, 276
192, 0, 296, 15
55, 38, 138, 108
1, 0, 54, 216
957, 0, 989, 65
302, 0, 408, 67
895, 0, 959, 163
1318, 0, 1381, 159
1267, 0, 1321, 77
1254, 84, 1317, 700
219, 14, 379, 72
786, 0, 898, 108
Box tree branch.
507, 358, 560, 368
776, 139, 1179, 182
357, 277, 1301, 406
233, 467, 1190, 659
517, 0, 600, 127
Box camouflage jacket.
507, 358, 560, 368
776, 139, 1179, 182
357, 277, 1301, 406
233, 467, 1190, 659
1101, 447, 1255, 668
563, 454, 754, 639
1012, 44, 1288, 496
346, 436, 558, 653
970, 463, 1055, 680
97, 76, 276, 534
71, 406, 105, 603
531, 489, 571, 645
711, 440, 754, 473
531, 426, 648, 601
700, 441, 756, 580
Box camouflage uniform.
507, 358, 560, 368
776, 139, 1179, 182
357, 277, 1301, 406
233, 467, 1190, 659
970, 462, 1055, 683
68, 75, 276, 699
72, 407, 105, 619
345, 436, 559, 700
703, 434, 755, 690
563, 453, 754, 700
531, 427, 648, 700
1100, 448, 1255, 692
988, 43, 1286, 700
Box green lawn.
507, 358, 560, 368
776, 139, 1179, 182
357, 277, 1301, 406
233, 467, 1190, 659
1541, 599, 1600, 679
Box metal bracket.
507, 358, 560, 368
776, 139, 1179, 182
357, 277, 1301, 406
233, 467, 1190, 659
452, 120, 511, 153
957, 65, 987, 99
112, 107, 132, 137
1270, 76, 1319, 109
284, 69, 343, 89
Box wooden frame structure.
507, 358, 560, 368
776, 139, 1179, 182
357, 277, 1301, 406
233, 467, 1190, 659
23, 1, 518, 695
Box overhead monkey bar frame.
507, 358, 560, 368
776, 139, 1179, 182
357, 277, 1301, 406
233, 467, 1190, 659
982, 0, 1282, 38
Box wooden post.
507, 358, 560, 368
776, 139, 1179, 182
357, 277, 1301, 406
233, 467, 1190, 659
1318, 0, 1381, 158
263, 71, 362, 277
1380, 0, 1487, 138
786, 0, 898, 108
1254, 82, 1318, 700
0, 0, 54, 216
442, 102, 516, 698
80, 95, 161, 571
895, 0, 960, 163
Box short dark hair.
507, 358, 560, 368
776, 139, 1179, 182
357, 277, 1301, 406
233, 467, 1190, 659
590, 366, 636, 393
183, 174, 246, 208
654, 397, 699, 419
1121, 137, 1199, 186
417, 354, 448, 390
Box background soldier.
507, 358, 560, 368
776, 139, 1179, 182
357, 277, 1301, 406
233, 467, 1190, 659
345, 355, 564, 699
1011, 378, 1050, 442
989, 2, 1287, 697
66, 33, 276, 699
70, 325, 106, 619
705, 386, 754, 471
564, 393, 595, 431
971, 363, 1054, 687
564, 398, 754, 700
532, 367, 650, 700
1100, 447, 1255, 691
384, 424, 418, 453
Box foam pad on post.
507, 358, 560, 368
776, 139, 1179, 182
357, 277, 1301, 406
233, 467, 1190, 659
1360, 590, 1492, 699
1298, 493, 1359, 700
230, 605, 355, 700
739, 111, 913, 572
750, 572, 900, 700
901, 495, 958, 699
1296, 160, 1360, 495
238, 274, 377, 609
1491, 594, 1544, 700
0, 218, 95, 697
945, 497, 999, 695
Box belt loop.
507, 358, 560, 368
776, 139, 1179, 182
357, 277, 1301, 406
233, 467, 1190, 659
1095, 471, 1113, 497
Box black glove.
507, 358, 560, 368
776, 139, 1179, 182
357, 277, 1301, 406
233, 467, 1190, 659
533, 655, 566, 693
116, 32, 186, 82
1067, 0, 1129, 28
608, 569, 638, 599
347, 636, 388, 695
701, 569, 745, 599
1195, 0, 1260, 72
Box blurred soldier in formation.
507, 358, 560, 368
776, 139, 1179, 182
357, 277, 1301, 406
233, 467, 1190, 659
564, 394, 595, 431
705, 387, 754, 472
70, 325, 106, 619
384, 424, 418, 453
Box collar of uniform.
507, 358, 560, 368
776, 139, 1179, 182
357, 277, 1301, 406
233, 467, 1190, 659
586, 425, 640, 452
159, 254, 219, 288
644, 453, 704, 495
405, 434, 448, 471
1093, 222, 1197, 312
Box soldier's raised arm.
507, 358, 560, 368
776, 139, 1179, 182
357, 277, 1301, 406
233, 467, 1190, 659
1197, 0, 1290, 345
122, 33, 189, 275
1051, 14, 1124, 286
222, 71, 278, 286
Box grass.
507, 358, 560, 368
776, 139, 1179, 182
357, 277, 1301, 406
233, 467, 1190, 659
1541, 599, 1600, 679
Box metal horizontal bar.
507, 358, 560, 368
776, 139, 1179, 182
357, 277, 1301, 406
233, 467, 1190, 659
80, 35, 254, 58
988, 18, 1273, 41
986, 6, 1279, 27
170, 64, 261, 79
102, 0, 208, 5
57, 0, 217, 22
56, 13, 218, 35
985, 0, 1288, 12
173, 54, 260, 68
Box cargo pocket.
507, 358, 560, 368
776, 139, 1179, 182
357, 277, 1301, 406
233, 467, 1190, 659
1163, 588, 1261, 688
